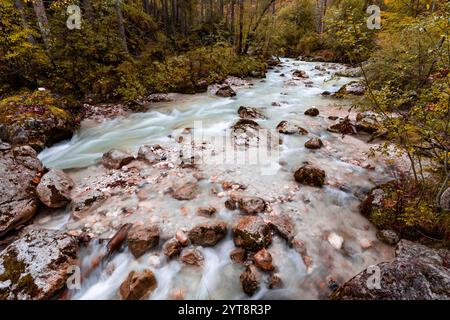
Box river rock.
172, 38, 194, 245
240, 264, 261, 296
230, 248, 246, 263
304, 107, 319, 117
267, 273, 283, 289
172, 181, 199, 201
292, 70, 308, 78
231, 119, 261, 147
119, 269, 157, 300
327, 117, 357, 135
265, 214, 295, 242
294, 165, 326, 187
253, 248, 274, 271
304, 137, 323, 149
36, 169, 74, 208
196, 206, 217, 217
228, 193, 267, 214
0, 229, 78, 300
334, 81, 366, 98
0, 145, 43, 237
188, 221, 228, 247
276, 121, 308, 135
332, 240, 450, 300
267, 56, 281, 67
376, 229, 400, 245
180, 248, 204, 266
127, 225, 160, 258
163, 238, 182, 258
327, 232, 344, 250
233, 216, 272, 251
137, 144, 165, 164
216, 85, 236, 97
101, 149, 134, 169
237, 106, 266, 120
355, 112, 380, 134
175, 230, 189, 246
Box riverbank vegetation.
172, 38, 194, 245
1, 1, 449, 242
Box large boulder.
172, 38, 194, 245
188, 221, 228, 247
294, 165, 326, 187
233, 216, 272, 251
276, 121, 308, 135
332, 240, 450, 300
119, 269, 157, 300
216, 85, 236, 97
36, 169, 74, 208
237, 106, 266, 120
0, 91, 77, 151
0, 229, 78, 300
127, 225, 160, 258
101, 149, 134, 169
0, 144, 43, 237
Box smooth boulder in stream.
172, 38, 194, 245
294, 165, 326, 187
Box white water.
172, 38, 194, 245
37, 58, 397, 300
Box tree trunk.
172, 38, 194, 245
115, 0, 129, 53
230, 0, 235, 43
14, 0, 35, 44
237, 0, 244, 54
31, 0, 50, 49
242, 0, 275, 54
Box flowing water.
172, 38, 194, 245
37, 58, 397, 300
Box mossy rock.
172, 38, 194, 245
0, 91, 79, 151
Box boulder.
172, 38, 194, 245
376, 229, 400, 245
0, 229, 78, 300
231, 119, 261, 147
292, 70, 308, 78
265, 214, 295, 243
0, 145, 43, 237
227, 193, 267, 215
230, 248, 246, 263
175, 230, 189, 247
253, 248, 274, 271
36, 169, 74, 208
216, 85, 236, 97
233, 216, 272, 251
327, 117, 357, 135
332, 240, 450, 300
294, 165, 326, 187
137, 145, 165, 164
267, 56, 281, 67
304, 137, 323, 149
196, 206, 217, 217
188, 221, 228, 247
240, 264, 261, 296
163, 238, 182, 258
119, 269, 157, 300
304, 107, 319, 117
127, 225, 160, 258
101, 149, 134, 169
237, 106, 266, 120
334, 81, 366, 98
180, 248, 204, 266
267, 273, 283, 289
276, 121, 308, 135
172, 181, 199, 201
355, 112, 380, 134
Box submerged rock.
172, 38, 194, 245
127, 225, 160, 258
188, 221, 228, 247
233, 216, 272, 251
0, 145, 43, 237
332, 240, 450, 300
237, 106, 266, 120
304, 107, 319, 117
216, 85, 236, 97
240, 264, 261, 296
304, 137, 323, 149
180, 248, 204, 266
119, 269, 157, 300
36, 169, 74, 208
276, 121, 308, 135
0, 229, 78, 300
294, 165, 326, 187
101, 149, 134, 169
